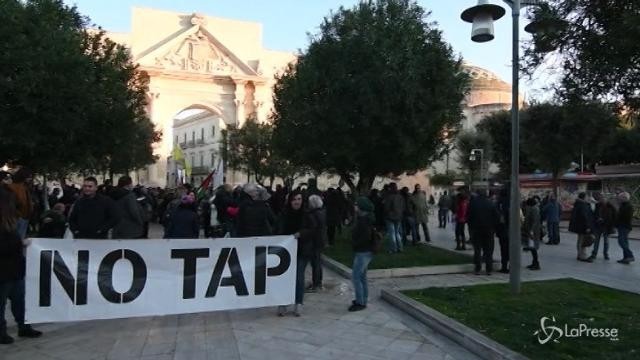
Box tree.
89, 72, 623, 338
454, 131, 491, 186
598, 127, 640, 165
223, 117, 307, 187
272, 0, 469, 195
429, 172, 456, 188
0, 0, 159, 178
524, 1, 640, 118
476, 110, 537, 178
521, 101, 617, 194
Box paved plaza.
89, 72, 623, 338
3, 217, 638, 360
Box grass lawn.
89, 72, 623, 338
404, 279, 639, 360
324, 229, 472, 270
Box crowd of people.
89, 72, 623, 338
1, 165, 636, 344
435, 187, 636, 276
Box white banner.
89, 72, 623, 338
25, 236, 297, 323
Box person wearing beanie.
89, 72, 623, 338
349, 196, 376, 312
165, 194, 200, 239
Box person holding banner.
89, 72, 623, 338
276, 190, 305, 316
0, 188, 42, 344
297, 195, 327, 300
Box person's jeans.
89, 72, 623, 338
617, 227, 635, 260
16, 218, 29, 240
385, 220, 403, 252
405, 216, 418, 244
296, 256, 310, 304
352, 252, 373, 306
0, 279, 26, 334
438, 209, 448, 228
455, 222, 466, 246
310, 251, 323, 288
417, 221, 430, 242
591, 231, 610, 258
547, 221, 560, 244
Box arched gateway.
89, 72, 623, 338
105, 8, 295, 186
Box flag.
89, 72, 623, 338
172, 145, 184, 162
213, 159, 224, 189
196, 169, 215, 200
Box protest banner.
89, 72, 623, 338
25, 236, 297, 323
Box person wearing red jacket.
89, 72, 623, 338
454, 191, 469, 250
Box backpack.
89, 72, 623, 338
371, 229, 384, 254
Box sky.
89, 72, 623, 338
63, 0, 548, 98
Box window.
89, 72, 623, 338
190, 154, 195, 166
175, 135, 178, 144
210, 152, 215, 167
199, 153, 204, 166
200, 128, 204, 141
183, 133, 186, 143
211, 125, 216, 137
191, 131, 195, 142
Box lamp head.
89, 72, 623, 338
461, 0, 506, 43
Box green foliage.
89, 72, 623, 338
476, 110, 537, 178
272, 0, 469, 195
429, 172, 455, 187
599, 127, 640, 165
0, 0, 159, 176
524, 0, 640, 115
521, 101, 617, 178
224, 116, 307, 186
405, 279, 640, 360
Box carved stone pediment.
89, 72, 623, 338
154, 30, 238, 75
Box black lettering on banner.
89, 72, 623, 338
171, 248, 210, 299
39, 250, 89, 307
206, 248, 249, 297
98, 249, 147, 304
254, 246, 291, 295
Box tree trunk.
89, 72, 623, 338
356, 174, 376, 196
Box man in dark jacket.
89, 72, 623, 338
615, 192, 635, 264
589, 195, 617, 261
349, 196, 375, 312
236, 184, 276, 237
542, 194, 562, 245
109, 176, 144, 239
383, 183, 405, 253
69, 177, 119, 239
468, 190, 499, 275
568, 192, 595, 262
437, 191, 452, 228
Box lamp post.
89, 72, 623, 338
470, 148, 485, 186
462, 0, 548, 294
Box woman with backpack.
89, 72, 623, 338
349, 196, 377, 312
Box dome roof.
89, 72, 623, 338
463, 64, 512, 92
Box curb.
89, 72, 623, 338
322, 255, 500, 280
381, 289, 528, 360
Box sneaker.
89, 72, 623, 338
305, 286, 317, 293
604, 254, 610, 260
348, 304, 366, 312
498, 268, 509, 274
527, 264, 541, 270
18, 326, 42, 338
485, 271, 492, 276
293, 304, 302, 317
277, 306, 287, 317
0, 334, 14, 345
474, 270, 481, 275
617, 259, 630, 264
587, 255, 596, 261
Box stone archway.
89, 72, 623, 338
104, 8, 296, 186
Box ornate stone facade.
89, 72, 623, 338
105, 8, 295, 186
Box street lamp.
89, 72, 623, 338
470, 148, 485, 185
462, 0, 549, 294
